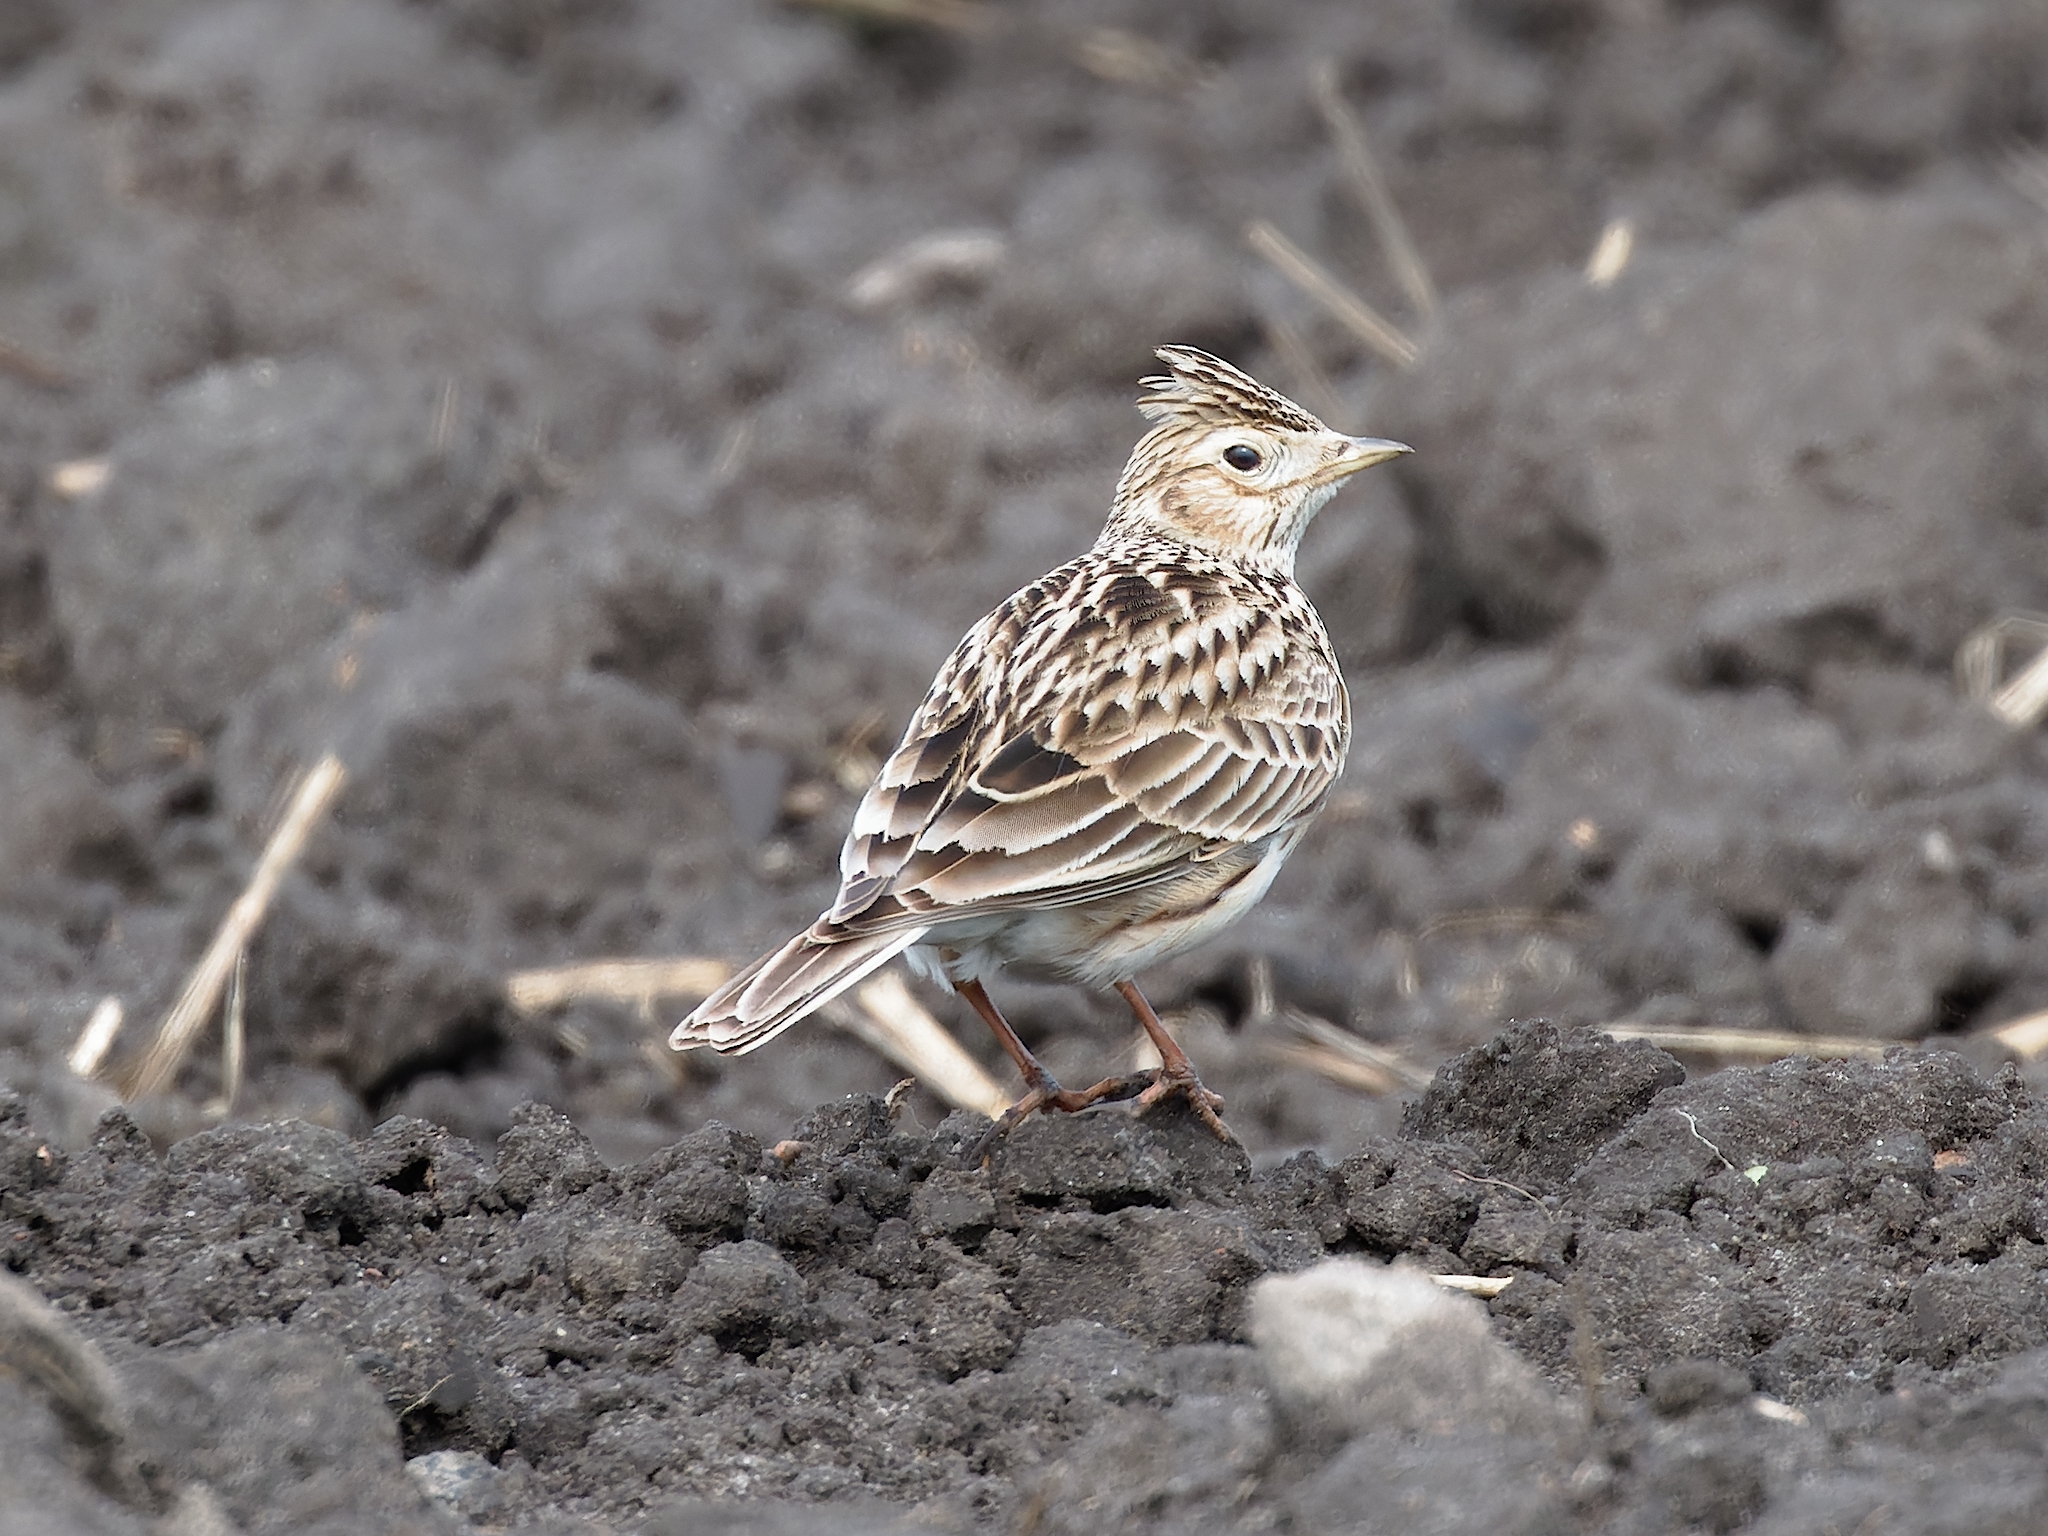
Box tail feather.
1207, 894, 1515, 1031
671, 925, 930, 1055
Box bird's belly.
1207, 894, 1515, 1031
906, 826, 1306, 990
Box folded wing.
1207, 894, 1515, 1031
827, 556, 1347, 935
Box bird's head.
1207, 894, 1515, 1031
1103, 345, 1409, 569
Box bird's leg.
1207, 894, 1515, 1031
1115, 980, 1237, 1144
955, 978, 1138, 1154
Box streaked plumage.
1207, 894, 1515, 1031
673, 345, 1408, 1141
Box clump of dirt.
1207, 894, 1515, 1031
9, 1023, 2048, 1532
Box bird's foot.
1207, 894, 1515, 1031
968, 1069, 1150, 1164
1109, 977, 1238, 1145
1133, 1063, 1238, 1146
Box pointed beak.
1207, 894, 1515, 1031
1318, 436, 1411, 485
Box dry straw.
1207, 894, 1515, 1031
827, 972, 1009, 1118
1248, 64, 1437, 373
1431, 1274, 1513, 1298
506, 958, 735, 1019
214, 951, 247, 1116
1277, 1011, 1435, 1093
1990, 1010, 2048, 1059
66, 997, 124, 1080
1957, 611, 2048, 728
48, 458, 110, 499
787, 0, 994, 32
1597, 1022, 1893, 1062
125, 754, 348, 1101
507, 953, 1011, 1118
1584, 218, 1636, 288
1309, 61, 1436, 326
1246, 220, 1420, 370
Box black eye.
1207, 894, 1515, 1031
1222, 443, 1262, 472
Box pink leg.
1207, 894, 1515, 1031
1115, 980, 1236, 1144
956, 978, 1143, 1155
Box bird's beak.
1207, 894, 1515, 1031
1318, 436, 1412, 485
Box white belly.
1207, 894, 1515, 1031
901, 825, 1307, 992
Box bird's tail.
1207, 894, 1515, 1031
670, 924, 930, 1055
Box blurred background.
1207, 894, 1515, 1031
6, 0, 2048, 1163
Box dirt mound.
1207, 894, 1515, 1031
8, 1024, 2048, 1532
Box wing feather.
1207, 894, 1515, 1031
1126, 739, 1235, 820
818, 548, 1347, 940
902, 806, 1159, 904
945, 775, 1122, 853
1103, 731, 1214, 796
1166, 751, 1259, 828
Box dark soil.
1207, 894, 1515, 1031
6, 0, 2048, 1530
11, 1025, 2048, 1533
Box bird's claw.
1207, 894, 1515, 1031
968, 1070, 1151, 1164
968, 1066, 1238, 1163
1134, 1066, 1238, 1146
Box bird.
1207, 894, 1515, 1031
672, 345, 1409, 1146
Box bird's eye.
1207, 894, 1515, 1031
1222, 443, 1262, 473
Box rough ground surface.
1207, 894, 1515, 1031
13, 1025, 2048, 1533
4, 0, 2048, 1530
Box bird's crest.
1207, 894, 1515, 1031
1138, 345, 1325, 435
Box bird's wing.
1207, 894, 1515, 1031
824, 554, 1346, 934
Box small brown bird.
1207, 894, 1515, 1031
673, 346, 1408, 1143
